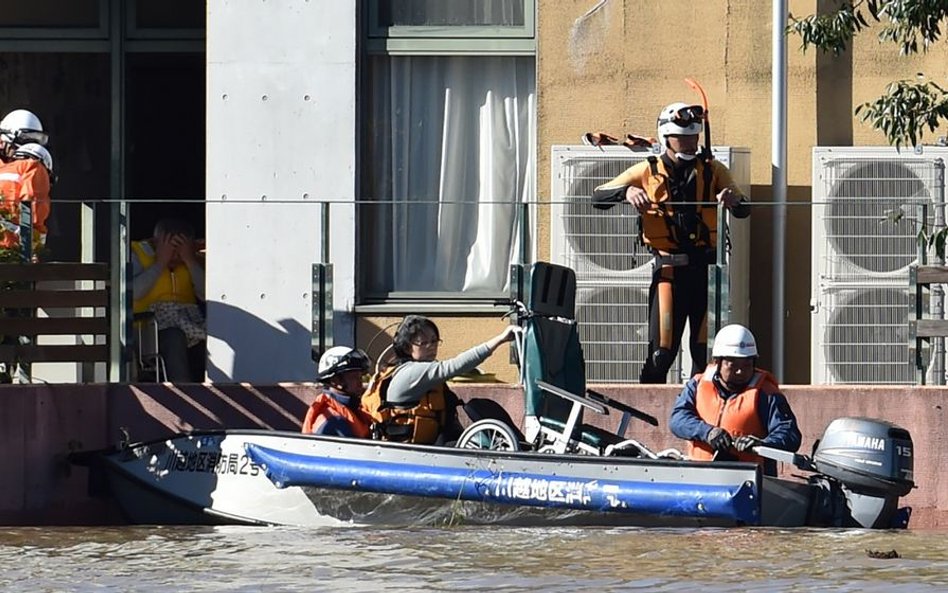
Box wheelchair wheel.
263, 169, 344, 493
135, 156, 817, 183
456, 419, 520, 451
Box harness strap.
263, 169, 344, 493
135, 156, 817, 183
647, 156, 680, 245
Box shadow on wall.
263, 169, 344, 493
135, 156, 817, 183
746, 187, 813, 385
106, 383, 315, 444
205, 299, 315, 383
815, 3, 854, 147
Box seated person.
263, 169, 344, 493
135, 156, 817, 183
668, 324, 801, 476
131, 218, 206, 382
361, 315, 517, 445
302, 346, 374, 437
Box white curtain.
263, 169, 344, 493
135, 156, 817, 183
364, 55, 535, 295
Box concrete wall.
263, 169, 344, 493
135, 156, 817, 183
2, 383, 944, 529
535, 0, 948, 383
205, 0, 357, 383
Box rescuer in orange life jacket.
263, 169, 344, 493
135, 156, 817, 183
668, 324, 801, 476
302, 346, 375, 437
591, 102, 750, 383
0, 143, 53, 255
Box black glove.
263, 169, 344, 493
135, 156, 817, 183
734, 435, 763, 452
706, 427, 732, 451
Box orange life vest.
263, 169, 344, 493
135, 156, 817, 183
689, 364, 776, 464
637, 156, 724, 252
360, 364, 450, 445
302, 391, 372, 438
0, 159, 51, 252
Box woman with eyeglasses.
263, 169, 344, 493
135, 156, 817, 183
361, 315, 517, 444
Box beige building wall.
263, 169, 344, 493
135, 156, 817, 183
356, 316, 517, 382
358, 1, 948, 386
537, 0, 948, 383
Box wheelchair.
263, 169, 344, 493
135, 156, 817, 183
131, 311, 168, 382
456, 262, 679, 459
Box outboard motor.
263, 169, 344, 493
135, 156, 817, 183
811, 417, 914, 528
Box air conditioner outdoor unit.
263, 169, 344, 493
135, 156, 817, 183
811, 146, 948, 384
551, 145, 752, 383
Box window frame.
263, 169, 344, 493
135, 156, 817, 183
125, 0, 205, 41
364, 0, 535, 55
0, 0, 108, 39
357, 0, 536, 308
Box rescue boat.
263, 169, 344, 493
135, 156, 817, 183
72, 416, 914, 529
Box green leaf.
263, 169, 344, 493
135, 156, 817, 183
856, 78, 948, 148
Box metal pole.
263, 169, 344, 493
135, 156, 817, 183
321, 201, 330, 264
772, 0, 788, 380
934, 161, 946, 384
108, 0, 128, 382
312, 202, 333, 356
81, 203, 94, 265
916, 203, 928, 385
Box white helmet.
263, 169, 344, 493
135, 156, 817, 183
316, 346, 370, 382
0, 109, 48, 146
711, 324, 758, 358
13, 143, 53, 174
656, 102, 703, 152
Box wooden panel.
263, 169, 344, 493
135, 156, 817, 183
0, 317, 108, 335
915, 265, 948, 286
0, 389, 25, 509
0, 290, 108, 308
0, 263, 109, 282
913, 319, 948, 338
0, 344, 108, 363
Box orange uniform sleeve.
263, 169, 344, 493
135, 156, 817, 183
712, 160, 744, 198
591, 161, 650, 209
16, 161, 50, 234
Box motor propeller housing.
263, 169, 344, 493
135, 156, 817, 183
813, 417, 914, 497
808, 417, 914, 528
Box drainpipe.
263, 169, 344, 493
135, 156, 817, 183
772, 0, 788, 380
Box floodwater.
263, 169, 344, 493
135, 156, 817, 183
0, 526, 945, 592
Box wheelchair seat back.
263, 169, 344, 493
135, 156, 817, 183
458, 261, 659, 455
520, 262, 586, 426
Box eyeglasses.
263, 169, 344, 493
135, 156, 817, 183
662, 105, 705, 127
411, 338, 442, 348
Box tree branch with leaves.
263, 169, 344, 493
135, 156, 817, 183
787, 0, 948, 148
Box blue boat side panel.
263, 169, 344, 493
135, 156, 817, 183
246, 444, 760, 524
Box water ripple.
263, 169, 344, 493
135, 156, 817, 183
0, 526, 944, 592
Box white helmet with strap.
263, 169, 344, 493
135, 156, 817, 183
13, 143, 53, 174
657, 102, 703, 160
711, 324, 758, 358
317, 346, 370, 382
0, 109, 48, 147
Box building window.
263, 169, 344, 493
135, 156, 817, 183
360, 0, 535, 304
127, 0, 205, 40
0, 0, 101, 28
0, 0, 106, 39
